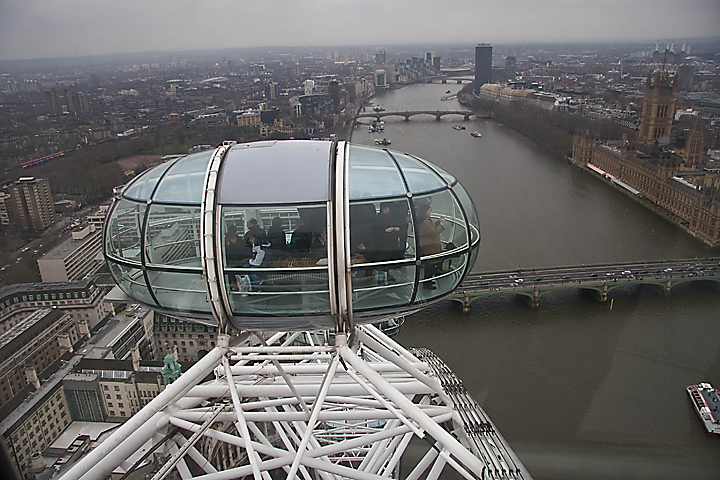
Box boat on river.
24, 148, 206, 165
452, 125, 466, 130
687, 383, 720, 435
375, 138, 391, 145
368, 120, 384, 133
471, 131, 482, 138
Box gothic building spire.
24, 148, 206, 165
683, 115, 706, 170
638, 70, 676, 147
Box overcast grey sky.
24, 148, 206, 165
1, 0, 718, 61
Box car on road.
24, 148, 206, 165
589, 273, 598, 277
562, 275, 571, 279
622, 270, 632, 275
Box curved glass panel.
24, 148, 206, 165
351, 263, 415, 311
146, 270, 210, 312
426, 162, 456, 185
222, 205, 327, 268
144, 205, 202, 268
226, 267, 331, 315
105, 199, 146, 263
469, 246, 480, 273
452, 183, 480, 245
393, 152, 446, 194
348, 145, 407, 200
349, 199, 414, 262
153, 150, 213, 203
412, 191, 468, 257
108, 262, 156, 306
416, 252, 468, 302
122, 159, 177, 201
221, 202, 331, 316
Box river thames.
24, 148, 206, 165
351, 83, 720, 479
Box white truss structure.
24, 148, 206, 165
59, 324, 530, 480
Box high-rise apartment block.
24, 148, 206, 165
474, 44, 492, 94
264, 82, 280, 100
0, 192, 11, 226
45, 88, 62, 116
6, 177, 55, 232
64, 90, 90, 115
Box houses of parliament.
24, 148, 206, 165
572, 70, 720, 247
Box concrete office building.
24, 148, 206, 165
474, 43, 492, 94
375, 69, 387, 88
505, 56, 517, 80
64, 358, 164, 422
0, 303, 162, 478
38, 226, 104, 283
1, 377, 72, 477
0, 279, 112, 335
0, 308, 83, 409
153, 313, 219, 363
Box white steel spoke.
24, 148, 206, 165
152, 406, 225, 480
222, 355, 264, 480
59, 326, 531, 480
287, 354, 341, 479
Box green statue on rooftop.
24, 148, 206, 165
161, 346, 182, 385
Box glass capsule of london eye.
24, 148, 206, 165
103, 140, 480, 331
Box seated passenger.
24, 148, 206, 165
289, 218, 312, 253
243, 234, 270, 291
243, 218, 267, 246
267, 216, 287, 250
309, 231, 328, 262
225, 224, 249, 267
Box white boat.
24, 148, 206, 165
452, 125, 466, 131
687, 383, 720, 435
375, 138, 391, 146
471, 131, 482, 138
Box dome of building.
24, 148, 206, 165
104, 140, 480, 331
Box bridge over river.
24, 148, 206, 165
450, 258, 720, 312
356, 110, 474, 123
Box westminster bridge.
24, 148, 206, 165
450, 258, 720, 312
355, 110, 474, 123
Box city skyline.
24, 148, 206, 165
1, 0, 719, 61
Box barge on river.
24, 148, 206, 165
687, 383, 720, 435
